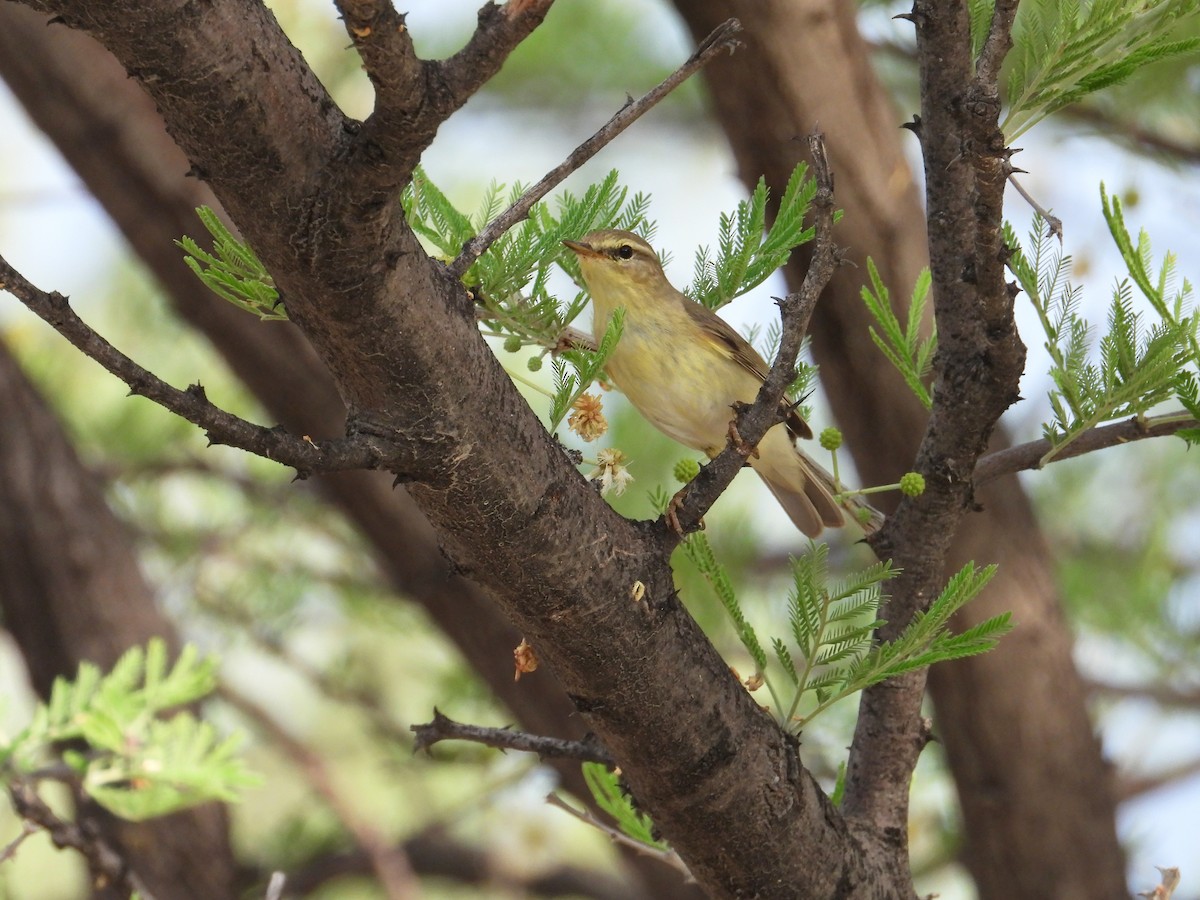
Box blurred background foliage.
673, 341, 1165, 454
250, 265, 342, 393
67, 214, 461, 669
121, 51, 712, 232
0, 0, 1198, 897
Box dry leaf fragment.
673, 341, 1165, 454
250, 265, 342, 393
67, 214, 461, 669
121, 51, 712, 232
513, 638, 538, 681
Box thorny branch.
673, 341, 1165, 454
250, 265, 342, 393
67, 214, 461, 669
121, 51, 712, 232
9, 778, 155, 900
0, 256, 394, 476
973, 413, 1200, 486
412, 709, 614, 765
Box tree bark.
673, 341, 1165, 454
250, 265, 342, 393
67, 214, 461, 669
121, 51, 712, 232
672, 1, 1126, 898
0, 340, 237, 899
0, 0, 1130, 896
0, 7, 679, 895
2, 0, 898, 894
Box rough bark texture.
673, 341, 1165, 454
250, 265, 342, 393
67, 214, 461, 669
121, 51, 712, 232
0, 0, 1130, 896
0, 341, 237, 899
672, 1, 1126, 897
0, 7, 679, 895
0, 0, 579, 765
2, 0, 889, 895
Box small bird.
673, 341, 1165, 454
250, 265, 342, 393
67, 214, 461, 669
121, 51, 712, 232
564, 228, 865, 537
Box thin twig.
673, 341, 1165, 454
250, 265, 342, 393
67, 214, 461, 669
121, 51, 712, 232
448, 18, 743, 279
264, 871, 287, 900
0, 256, 390, 475
0, 820, 37, 865
1122, 755, 1200, 801
435, 0, 557, 116
1008, 174, 1063, 240
545, 794, 691, 878
973, 413, 1198, 486
411, 709, 613, 765
1084, 677, 1200, 710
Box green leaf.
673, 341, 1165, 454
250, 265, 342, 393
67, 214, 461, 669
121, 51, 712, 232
860, 259, 935, 409
686, 163, 818, 310
176, 208, 284, 320
683, 532, 769, 675
1004, 0, 1200, 141
581, 762, 668, 850
0, 639, 256, 821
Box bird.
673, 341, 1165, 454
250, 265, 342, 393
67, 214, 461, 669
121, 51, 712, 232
563, 228, 870, 537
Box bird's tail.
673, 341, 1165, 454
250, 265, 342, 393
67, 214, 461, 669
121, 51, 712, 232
753, 429, 884, 537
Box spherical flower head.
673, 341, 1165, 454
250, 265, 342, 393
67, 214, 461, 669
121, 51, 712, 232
818, 427, 843, 451
568, 392, 608, 442
900, 471, 926, 497
503, 334, 523, 354
587, 448, 633, 497
672, 458, 701, 483
527, 356, 543, 372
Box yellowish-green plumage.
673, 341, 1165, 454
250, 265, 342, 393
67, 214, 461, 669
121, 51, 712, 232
563, 228, 848, 537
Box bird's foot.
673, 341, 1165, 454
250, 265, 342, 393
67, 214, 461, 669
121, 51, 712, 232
665, 488, 704, 536
726, 408, 760, 460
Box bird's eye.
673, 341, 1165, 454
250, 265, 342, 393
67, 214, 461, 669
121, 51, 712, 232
617, 244, 634, 260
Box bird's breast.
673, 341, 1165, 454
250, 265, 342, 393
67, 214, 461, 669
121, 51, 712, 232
601, 308, 762, 455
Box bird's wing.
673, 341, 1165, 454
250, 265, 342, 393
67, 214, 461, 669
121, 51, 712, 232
684, 298, 813, 441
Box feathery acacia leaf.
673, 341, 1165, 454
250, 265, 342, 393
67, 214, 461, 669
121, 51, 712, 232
0, 639, 256, 821
1003, 0, 1200, 141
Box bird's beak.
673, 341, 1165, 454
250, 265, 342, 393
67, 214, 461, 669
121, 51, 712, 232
562, 239, 601, 259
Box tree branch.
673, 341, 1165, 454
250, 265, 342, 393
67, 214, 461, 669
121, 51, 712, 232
9, 779, 155, 900
663, 132, 837, 538
412, 709, 614, 765
336, 0, 424, 116
338, 0, 555, 178
843, 0, 1026, 869
449, 17, 743, 279
435, 1, 557, 116
973, 0, 1019, 85
974, 414, 1199, 486
0, 254, 395, 476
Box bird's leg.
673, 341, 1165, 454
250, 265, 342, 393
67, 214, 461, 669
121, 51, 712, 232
727, 401, 761, 459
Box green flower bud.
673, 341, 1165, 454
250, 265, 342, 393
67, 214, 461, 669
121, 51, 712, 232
673, 458, 701, 483
503, 335, 523, 353
818, 427, 843, 451
899, 472, 926, 497
527, 356, 543, 372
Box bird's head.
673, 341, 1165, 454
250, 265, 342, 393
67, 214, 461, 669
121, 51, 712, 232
562, 230, 670, 309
